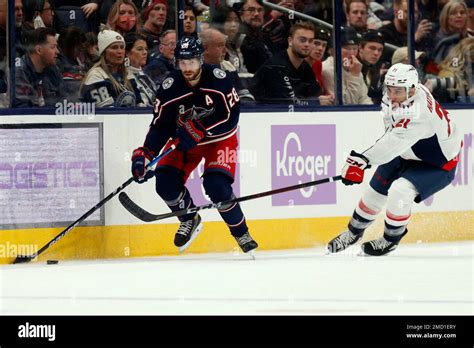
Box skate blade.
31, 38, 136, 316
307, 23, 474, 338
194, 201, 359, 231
246, 250, 256, 260
178, 222, 204, 254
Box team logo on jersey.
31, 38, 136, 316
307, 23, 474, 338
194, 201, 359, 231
162, 77, 174, 90
115, 90, 136, 107
213, 68, 226, 79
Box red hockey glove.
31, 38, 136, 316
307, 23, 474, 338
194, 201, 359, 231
341, 151, 371, 185
175, 119, 205, 151
131, 147, 155, 183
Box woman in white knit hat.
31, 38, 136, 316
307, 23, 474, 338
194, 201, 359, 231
81, 26, 142, 107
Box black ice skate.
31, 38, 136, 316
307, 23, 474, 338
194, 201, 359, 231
327, 230, 363, 253
174, 214, 203, 253
361, 230, 407, 256
234, 231, 258, 253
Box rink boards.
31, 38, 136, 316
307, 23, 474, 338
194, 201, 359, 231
0, 109, 472, 263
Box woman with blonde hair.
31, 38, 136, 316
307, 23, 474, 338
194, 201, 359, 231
429, 36, 474, 102
81, 26, 142, 107
434, 0, 472, 62
106, 0, 142, 36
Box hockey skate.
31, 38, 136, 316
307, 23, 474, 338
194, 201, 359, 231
174, 214, 203, 253
234, 231, 258, 253
361, 229, 408, 256
327, 229, 363, 253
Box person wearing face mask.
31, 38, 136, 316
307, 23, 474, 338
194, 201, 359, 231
125, 32, 157, 107
107, 0, 141, 36
81, 26, 142, 107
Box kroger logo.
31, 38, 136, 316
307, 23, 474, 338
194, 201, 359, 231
271, 125, 336, 206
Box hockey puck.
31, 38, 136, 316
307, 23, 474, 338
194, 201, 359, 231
47, 260, 58, 265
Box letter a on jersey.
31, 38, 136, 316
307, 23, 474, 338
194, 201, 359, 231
205, 94, 213, 106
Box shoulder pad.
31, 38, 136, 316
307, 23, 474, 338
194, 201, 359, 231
213, 68, 227, 79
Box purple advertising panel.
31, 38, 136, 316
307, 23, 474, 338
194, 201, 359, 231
0, 124, 103, 228
272, 125, 336, 206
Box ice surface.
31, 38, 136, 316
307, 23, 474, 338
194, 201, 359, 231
1, 241, 472, 315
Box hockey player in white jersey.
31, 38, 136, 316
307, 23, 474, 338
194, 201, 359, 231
328, 63, 463, 256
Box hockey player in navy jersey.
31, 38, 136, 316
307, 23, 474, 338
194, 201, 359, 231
131, 36, 258, 253
328, 63, 463, 256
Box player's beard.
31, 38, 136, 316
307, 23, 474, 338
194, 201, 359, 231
183, 68, 202, 83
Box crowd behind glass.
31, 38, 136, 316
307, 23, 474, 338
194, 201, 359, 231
0, 0, 473, 108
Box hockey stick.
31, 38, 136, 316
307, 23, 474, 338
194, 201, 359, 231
119, 175, 342, 222
12, 146, 175, 264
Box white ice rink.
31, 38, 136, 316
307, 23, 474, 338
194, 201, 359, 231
1, 241, 472, 315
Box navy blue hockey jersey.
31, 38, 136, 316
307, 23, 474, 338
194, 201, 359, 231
144, 64, 240, 153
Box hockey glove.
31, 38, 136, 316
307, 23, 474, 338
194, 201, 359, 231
341, 150, 371, 185
175, 119, 205, 151
131, 147, 155, 183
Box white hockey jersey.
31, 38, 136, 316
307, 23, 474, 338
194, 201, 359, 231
363, 84, 462, 170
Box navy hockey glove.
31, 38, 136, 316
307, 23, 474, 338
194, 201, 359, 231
175, 119, 205, 151
131, 147, 155, 183
341, 151, 371, 185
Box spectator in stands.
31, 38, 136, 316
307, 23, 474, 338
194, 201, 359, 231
366, 0, 384, 29
15, 27, 64, 107
379, 0, 434, 60
107, 0, 142, 36
124, 32, 157, 107
322, 26, 373, 105
184, 6, 198, 37
57, 26, 88, 102
81, 27, 141, 107
391, 46, 425, 65
261, 0, 296, 52
141, 0, 168, 56
433, 0, 471, 63
15, 0, 26, 56
29, 0, 54, 29
237, 0, 274, 73
345, 0, 369, 33
428, 36, 474, 102
201, 28, 254, 101
144, 29, 176, 84
305, 26, 331, 95
84, 32, 99, 70
250, 22, 328, 104
468, 0, 474, 35
390, 46, 427, 82
358, 29, 386, 103
212, 5, 247, 73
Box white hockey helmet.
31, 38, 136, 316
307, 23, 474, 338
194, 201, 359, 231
384, 63, 419, 89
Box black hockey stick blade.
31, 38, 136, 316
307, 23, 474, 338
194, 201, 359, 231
12, 147, 175, 264
120, 175, 342, 222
